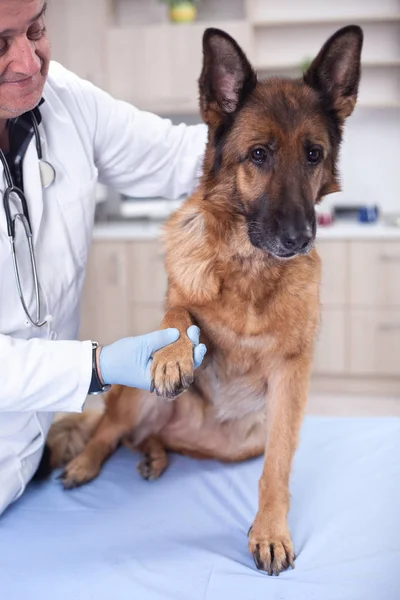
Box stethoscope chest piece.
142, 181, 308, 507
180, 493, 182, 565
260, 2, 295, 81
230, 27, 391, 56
39, 159, 56, 188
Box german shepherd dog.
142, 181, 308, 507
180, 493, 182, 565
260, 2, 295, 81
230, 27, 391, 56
46, 25, 363, 575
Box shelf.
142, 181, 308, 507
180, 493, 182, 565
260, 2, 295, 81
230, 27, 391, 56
356, 103, 400, 109
251, 14, 400, 27
255, 60, 400, 73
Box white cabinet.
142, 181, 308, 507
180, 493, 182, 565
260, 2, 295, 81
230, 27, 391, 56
350, 309, 400, 376
107, 20, 252, 114
79, 241, 130, 345
317, 241, 348, 307
313, 241, 348, 375
47, 0, 110, 89
350, 241, 400, 308
314, 237, 400, 383
127, 241, 167, 305
47, 0, 400, 113
130, 306, 166, 336
79, 239, 166, 345
313, 308, 348, 375
107, 24, 172, 113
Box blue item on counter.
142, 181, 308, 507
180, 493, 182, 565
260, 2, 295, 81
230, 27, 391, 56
358, 205, 379, 223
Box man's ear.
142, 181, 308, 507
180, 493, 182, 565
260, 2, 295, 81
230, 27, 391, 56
303, 25, 363, 120
199, 28, 257, 127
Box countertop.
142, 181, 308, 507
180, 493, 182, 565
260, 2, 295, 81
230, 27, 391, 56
93, 219, 400, 241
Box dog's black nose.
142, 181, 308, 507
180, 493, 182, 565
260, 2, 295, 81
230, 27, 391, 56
280, 228, 312, 253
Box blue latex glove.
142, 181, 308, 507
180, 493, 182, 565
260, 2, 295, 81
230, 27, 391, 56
99, 325, 206, 390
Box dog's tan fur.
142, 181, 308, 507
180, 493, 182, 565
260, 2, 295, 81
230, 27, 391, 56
46, 26, 363, 574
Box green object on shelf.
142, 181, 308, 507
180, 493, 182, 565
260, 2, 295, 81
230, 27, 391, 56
160, 0, 198, 23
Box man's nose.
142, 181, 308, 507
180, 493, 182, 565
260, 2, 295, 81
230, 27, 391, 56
7, 36, 41, 78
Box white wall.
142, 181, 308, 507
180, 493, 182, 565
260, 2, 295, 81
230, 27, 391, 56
328, 107, 400, 214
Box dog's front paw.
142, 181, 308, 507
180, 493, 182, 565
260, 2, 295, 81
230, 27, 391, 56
150, 337, 194, 400
58, 454, 100, 490
248, 516, 295, 575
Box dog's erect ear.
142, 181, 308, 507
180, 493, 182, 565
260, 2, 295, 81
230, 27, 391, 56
199, 28, 257, 126
304, 25, 363, 119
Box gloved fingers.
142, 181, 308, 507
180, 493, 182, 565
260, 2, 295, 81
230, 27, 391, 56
145, 328, 180, 353
193, 343, 207, 369
187, 325, 200, 345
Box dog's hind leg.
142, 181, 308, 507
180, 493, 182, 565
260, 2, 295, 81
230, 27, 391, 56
135, 436, 168, 481
58, 385, 172, 489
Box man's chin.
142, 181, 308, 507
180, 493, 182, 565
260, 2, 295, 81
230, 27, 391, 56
0, 84, 45, 118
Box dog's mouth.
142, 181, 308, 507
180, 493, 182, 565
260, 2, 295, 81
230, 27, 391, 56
264, 243, 314, 260
269, 239, 315, 259
247, 223, 315, 260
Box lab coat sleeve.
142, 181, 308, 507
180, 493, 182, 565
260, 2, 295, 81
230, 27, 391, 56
56, 63, 209, 199
92, 91, 208, 199
0, 334, 93, 412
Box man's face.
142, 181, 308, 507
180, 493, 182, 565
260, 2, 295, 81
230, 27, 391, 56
0, 0, 50, 120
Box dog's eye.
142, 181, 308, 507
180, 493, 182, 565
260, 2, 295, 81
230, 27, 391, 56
307, 146, 322, 165
250, 147, 267, 164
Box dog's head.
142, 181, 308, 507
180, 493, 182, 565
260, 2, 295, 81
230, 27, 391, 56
199, 26, 363, 259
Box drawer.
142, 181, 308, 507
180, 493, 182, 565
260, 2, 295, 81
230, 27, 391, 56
350, 241, 400, 308
315, 241, 348, 307
130, 304, 166, 336
127, 241, 168, 304
349, 309, 400, 376
312, 308, 347, 375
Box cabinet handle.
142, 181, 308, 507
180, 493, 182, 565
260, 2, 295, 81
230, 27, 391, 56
379, 323, 400, 331
379, 254, 400, 262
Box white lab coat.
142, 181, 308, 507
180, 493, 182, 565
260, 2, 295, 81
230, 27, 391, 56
0, 62, 208, 516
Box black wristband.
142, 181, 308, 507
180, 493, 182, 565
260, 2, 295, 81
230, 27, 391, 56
88, 342, 111, 395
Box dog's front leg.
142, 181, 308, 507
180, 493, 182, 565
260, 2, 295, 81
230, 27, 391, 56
150, 307, 197, 399
248, 354, 311, 575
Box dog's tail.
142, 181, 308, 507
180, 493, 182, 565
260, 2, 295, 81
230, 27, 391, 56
33, 412, 102, 481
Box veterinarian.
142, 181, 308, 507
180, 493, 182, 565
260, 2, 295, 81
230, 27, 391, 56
0, 0, 207, 516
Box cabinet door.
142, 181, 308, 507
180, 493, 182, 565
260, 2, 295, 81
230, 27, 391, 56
168, 20, 253, 113
127, 241, 168, 305
107, 24, 172, 110
130, 305, 166, 336
47, 0, 109, 88
315, 241, 348, 307
312, 308, 347, 375
350, 241, 400, 308
79, 241, 130, 345
107, 21, 252, 113
349, 309, 400, 376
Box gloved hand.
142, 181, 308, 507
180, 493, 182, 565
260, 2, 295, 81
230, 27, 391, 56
99, 325, 206, 390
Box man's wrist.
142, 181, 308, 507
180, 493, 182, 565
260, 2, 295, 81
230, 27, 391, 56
95, 345, 105, 385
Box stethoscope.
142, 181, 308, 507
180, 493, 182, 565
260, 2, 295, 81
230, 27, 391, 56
1, 110, 56, 327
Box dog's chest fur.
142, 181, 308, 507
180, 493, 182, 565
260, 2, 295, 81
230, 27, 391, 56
165, 206, 321, 422
189, 268, 289, 421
